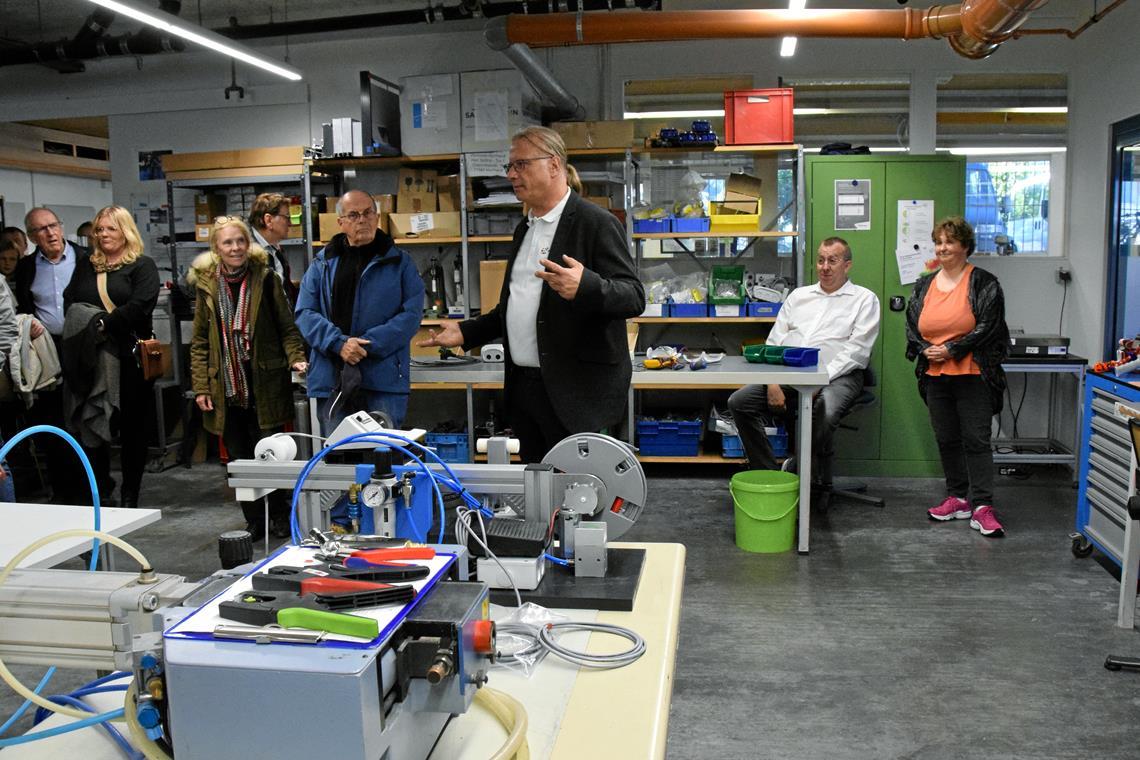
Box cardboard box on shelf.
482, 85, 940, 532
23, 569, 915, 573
400, 73, 462, 156
397, 168, 438, 214
318, 213, 339, 242
388, 211, 461, 239
460, 69, 541, 153
194, 194, 225, 224
163, 146, 306, 174
437, 175, 461, 212
194, 224, 212, 242
552, 120, 636, 150
287, 225, 303, 239
480, 259, 508, 311
377, 194, 395, 235
723, 172, 763, 214
583, 195, 611, 209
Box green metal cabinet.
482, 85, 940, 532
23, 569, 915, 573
805, 155, 965, 477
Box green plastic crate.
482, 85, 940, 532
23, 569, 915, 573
709, 265, 746, 305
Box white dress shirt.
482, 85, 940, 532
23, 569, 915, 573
768, 279, 881, 381
506, 188, 571, 368
31, 243, 77, 336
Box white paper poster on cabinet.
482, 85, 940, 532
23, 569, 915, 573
834, 179, 871, 230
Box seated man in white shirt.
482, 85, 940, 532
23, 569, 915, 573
728, 236, 880, 495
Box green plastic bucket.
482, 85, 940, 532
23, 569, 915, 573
730, 470, 799, 553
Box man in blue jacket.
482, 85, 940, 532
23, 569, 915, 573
296, 190, 424, 434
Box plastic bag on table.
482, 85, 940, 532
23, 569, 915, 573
493, 602, 568, 677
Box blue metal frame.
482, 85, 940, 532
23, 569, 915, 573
1104, 114, 1140, 360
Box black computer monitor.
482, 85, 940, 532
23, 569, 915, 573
359, 71, 401, 157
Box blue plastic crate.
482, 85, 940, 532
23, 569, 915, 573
669, 302, 709, 317
637, 417, 701, 456
722, 430, 787, 458
425, 432, 469, 464
748, 301, 782, 318
768, 429, 789, 457
633, 218, 670, 234
722, 434, 745, 458
781, 347, 820, 367
672, 217, 710, 233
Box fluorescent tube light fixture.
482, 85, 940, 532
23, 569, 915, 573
622, 109, 725, 120
85, 0, 303, 81
781, 0, 806, 57
937, 146, 1067, 156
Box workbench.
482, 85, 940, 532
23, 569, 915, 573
0, 502, 161, 570
412, 357, 830, 553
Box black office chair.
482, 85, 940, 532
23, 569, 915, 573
828, 367, 886, 509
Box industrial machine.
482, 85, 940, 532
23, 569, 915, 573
0, 540, 494, 760
0, 421, 646, 758
227, 419, 648, 592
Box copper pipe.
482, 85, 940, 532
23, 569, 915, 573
1011, 0, 1128, 39
505, 8, 965, 46
503, 0, 1054, 59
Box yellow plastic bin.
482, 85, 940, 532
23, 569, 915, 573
730, 470, 799, 553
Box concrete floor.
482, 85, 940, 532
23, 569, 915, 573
3, 460, 1140, 758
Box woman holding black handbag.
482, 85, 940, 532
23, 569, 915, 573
63, 205, 159, 509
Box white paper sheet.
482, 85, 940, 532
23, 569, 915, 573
896, 199, 936, 285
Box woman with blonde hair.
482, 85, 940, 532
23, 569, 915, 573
190, 216, 306, 540
63, 205, 159, 509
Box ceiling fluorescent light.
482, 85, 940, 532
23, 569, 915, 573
1004, 106, 1068, 114
85, 0, 303, 81
781, 0, 806, 57
622, 109, 725, 120
937, 146, 1067, 156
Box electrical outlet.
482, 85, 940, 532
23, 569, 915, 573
1057, 267, 1072, 283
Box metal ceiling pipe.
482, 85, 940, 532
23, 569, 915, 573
501, 1, 1048, 59
218, 0, 656, 40
0, 32, 184, 68
486, 18, 583, 120
71, 8, 117, 45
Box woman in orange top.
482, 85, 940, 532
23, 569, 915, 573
905, 217, 1010, 536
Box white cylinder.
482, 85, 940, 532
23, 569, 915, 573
254, 433, 298, 462
475, 437, 520, 454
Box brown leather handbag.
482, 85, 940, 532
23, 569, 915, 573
96, 271, 163, 381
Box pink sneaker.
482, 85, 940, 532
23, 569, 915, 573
970, 506, 1005, 537
928, 496, 971, 521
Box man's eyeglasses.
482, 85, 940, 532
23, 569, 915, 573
28, 221, 61, 236
817, 257, 847, 267
339, 208, 377, 222
503, 155, 554, 174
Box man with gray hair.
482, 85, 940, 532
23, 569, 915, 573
296, 189, 423, 434
420, 126, 645, 462
14, 206, 88, 503
728, 237, 880, 500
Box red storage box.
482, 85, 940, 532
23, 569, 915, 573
724, 88, 794, 145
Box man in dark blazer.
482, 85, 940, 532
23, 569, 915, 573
16, 207, 90, 503
421, 126, 644, 463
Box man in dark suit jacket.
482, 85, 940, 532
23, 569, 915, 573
421, 126, 645, 463
16, 207, 90, 503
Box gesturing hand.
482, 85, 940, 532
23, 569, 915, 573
536, 255, 584, 301
418, 320, 464, 348
340, 337, 371, 365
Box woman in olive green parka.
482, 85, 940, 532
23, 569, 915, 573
189, 216, 306, 539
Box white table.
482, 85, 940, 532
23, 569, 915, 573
414, 359, 830, 553
0, 502, 161, 570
